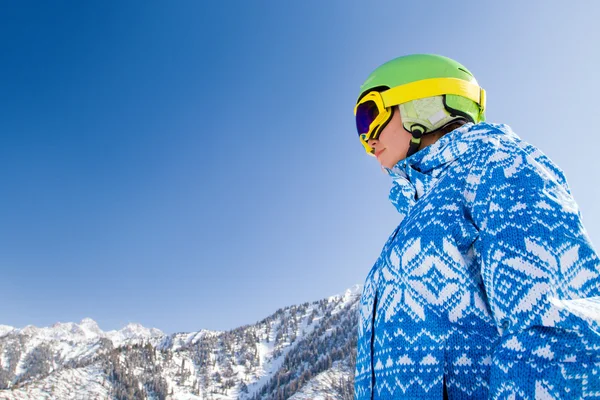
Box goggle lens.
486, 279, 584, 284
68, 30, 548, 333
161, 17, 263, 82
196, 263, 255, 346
355, 100, 380, 135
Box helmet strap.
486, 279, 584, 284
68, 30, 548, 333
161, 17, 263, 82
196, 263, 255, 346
406, 126, 425, 158
405, 119, 469, 158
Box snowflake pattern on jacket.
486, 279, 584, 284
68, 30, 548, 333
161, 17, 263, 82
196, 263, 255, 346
354, 122, 600, 399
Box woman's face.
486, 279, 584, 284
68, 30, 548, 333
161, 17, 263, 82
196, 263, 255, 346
367, 107, 413, 169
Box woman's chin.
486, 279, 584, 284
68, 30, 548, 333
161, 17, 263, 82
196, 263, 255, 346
380, 157, 402, 169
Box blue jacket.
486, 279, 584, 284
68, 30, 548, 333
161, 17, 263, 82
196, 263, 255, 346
354, 123, 600, 399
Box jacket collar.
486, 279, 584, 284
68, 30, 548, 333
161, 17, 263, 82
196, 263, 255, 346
384, 122, 515, 218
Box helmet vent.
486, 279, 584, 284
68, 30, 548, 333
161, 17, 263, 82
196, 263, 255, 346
458, 67, 473, 77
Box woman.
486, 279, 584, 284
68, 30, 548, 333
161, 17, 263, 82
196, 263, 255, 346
353, 54, 600, 399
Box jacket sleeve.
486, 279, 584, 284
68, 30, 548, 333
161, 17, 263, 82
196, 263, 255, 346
468, 141, 600, 399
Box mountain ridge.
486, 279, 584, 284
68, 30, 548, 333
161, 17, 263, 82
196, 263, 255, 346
0, 284, 362, 399
1, 284, 362, 340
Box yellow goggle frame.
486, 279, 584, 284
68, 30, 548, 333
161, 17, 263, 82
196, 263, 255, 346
354, 77, 486, 155
354, 91, 391, 154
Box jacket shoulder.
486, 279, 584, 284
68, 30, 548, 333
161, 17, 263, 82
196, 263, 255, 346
465, 123, 568, 190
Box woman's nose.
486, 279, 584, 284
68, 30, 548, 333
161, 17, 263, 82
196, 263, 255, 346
367, 138, 379, 148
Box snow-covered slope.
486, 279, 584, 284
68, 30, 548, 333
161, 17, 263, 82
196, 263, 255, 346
0, 285, 361, 399
288, 359, 354, 400
0, 328, 14, 339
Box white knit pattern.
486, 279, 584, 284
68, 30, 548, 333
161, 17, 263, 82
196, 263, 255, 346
355, 123, 600, 399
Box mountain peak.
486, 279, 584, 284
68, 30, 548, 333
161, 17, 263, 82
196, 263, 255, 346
0, 325, 15, 337
103, 322, 164, 346
328, 283, 363, 302
79, 318, 103, 337
346, 284, 362, 296
80, 317, 98, 326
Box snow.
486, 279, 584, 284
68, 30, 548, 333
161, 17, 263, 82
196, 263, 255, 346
328, 284, 362, 303
245, 320, 280, 398
1, 348, 9, 369
20, 325, 40, 336
288, 359, 353, 400
9, 318, 165, 348
0, 365, 109, 400
0, 325, 14, 338
105, 322, 164, 347
244, 287, 360, 399
79, 318, 103, 339
2, 317, 167, 382
10, 318, 164, 348
0, 284, 363, 400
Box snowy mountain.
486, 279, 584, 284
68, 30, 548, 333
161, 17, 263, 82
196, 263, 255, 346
0, 285, 361, 399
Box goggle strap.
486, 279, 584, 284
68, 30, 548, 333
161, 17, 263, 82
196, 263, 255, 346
381, 78, 485, 108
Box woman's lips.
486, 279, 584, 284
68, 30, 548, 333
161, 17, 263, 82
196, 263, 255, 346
375, 149, 385, 158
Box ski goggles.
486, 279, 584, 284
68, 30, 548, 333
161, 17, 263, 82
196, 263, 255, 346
354, 77, 486, 155
354, 91, 393, 155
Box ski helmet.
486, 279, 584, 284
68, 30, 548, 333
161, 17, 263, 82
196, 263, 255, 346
355, 54, 486, 157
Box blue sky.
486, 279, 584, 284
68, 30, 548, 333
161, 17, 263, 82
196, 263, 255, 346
1, 1, 599, 334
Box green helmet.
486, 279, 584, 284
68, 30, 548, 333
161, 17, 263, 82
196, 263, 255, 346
357, 54, 486, 157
